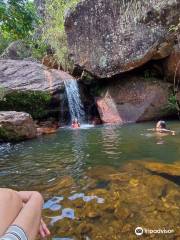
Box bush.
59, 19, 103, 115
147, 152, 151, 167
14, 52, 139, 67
0, 91, 52, 119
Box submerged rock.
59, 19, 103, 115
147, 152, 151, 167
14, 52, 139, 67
37, 127, 58, 135
0, 111, 37, 142
96, 77, 172, 123
139, 161, 180, 176
65, 0, 179, 78
45, 161, 180, 239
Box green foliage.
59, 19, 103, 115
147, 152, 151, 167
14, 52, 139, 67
167, 93, 180, 117
43, 0, 80, 70
0, 32, 11, 54
0, 0, 38, 40
0, 91, 52, 119
27, 38, 48, 60
168, 22, 180, 33
0, 126, 25, 142
0, 86, 6, 101
0, 0, 42, 56
168, 94, 178, 110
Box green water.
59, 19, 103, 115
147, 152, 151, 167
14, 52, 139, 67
0, 122, 179, 189
0, 122, 180, 240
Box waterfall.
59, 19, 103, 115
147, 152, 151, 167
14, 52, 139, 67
64, 79, 85, 123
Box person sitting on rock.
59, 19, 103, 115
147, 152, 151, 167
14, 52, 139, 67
71, 118, 80, 128
0, 188, 50, 240
149, 120, 175, 135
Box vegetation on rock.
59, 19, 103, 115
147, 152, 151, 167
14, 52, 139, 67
0, 91, 52, 119
42, 0, 80, 70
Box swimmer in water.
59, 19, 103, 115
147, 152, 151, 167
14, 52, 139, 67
148, 120, 175, 135
71, 118, 80, 128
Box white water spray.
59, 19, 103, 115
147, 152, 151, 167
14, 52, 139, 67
64, 79, 85, 123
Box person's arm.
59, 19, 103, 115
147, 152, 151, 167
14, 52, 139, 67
160, 129, 176, 135
147, 128, 155, 131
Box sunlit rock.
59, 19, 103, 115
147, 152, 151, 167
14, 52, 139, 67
139, 161, 180, 176
96, 77, 173, 123
0, 59, 66, 92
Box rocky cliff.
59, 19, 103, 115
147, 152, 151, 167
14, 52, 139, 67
65, 0, 179, 78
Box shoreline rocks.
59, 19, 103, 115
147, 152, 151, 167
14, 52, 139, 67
0, 111, 37, 142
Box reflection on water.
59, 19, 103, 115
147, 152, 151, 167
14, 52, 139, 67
0, 122, 179, 188
0, 122, 180, 239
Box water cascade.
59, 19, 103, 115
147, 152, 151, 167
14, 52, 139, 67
64, 79, 85, 123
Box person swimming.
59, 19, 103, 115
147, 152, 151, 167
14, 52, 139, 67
71, 118, 80, 128
148, 120, 175, 135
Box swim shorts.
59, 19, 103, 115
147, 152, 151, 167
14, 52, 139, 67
0, 225, 28, 240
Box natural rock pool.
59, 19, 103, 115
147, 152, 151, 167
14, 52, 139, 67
0, 122, 180, 239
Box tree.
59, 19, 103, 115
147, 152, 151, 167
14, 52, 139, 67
0, 0, 38, 40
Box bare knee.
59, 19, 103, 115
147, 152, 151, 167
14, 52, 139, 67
30, 191, 44, 206
0, 188, 23, 210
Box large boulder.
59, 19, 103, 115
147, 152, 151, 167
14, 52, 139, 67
0, 41, 32, 60
96, 77, 173, 124
0, 111, 37, 142
0, 60, 73, 119
0, 59, 68, 92
65, 0, 179, 78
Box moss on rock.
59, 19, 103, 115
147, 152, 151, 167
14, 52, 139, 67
0, 126, 23, 142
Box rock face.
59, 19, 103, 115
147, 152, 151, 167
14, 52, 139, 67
96, 77, 172, 124
0, 41, 32, 60
0, 59, 69, 92
163, 44, 180, 82
0, 111, 37, 142
0, 60, 74, 119
65, 0, 179, 78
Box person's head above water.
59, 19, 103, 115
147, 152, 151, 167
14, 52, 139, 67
156, 120, 167, 129
72, 118, 80, 125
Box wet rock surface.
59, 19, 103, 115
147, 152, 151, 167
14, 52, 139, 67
65, 0, 179, 78
96, 77, 172, 124
43, 161, 180, 240
0, 111, 37, 142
